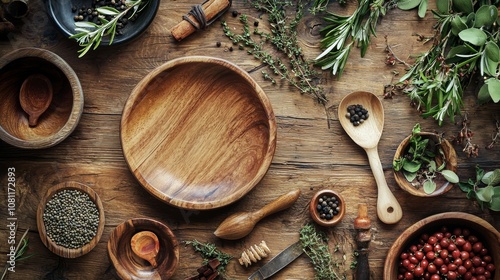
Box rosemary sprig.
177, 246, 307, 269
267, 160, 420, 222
299, 223, 343, 280
221, 0, 327, 104
183, 240, 233, 274
70, 0, 146, 57
1, 228, 32, 280
315, 0, 393, 77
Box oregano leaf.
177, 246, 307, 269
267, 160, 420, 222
423, 180, 437, 194
404, 171, 418, 182
474, 5, 498, 27
481, 169, 500, 186
459, 28, 487, 46
476, 185, 494, 202
403, 161, 421, 173
486, 79, 500, 102
397, 0, 422, 10
440, 170, 459, 183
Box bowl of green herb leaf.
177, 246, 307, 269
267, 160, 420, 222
46, 0, 160, 57
393, 123, 459, 197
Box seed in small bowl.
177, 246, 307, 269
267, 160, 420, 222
309, 189, 345, 227
345, 104, 369, 126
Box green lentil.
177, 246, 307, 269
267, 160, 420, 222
43, 189, 100, 249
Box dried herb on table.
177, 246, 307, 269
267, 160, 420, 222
459, 165, 500, 211
1, 228, 32, 280
299, 223, 344, 280
70, 0, 150, 57
183, 240, 233, 275
395, 0, 500, 125
221, 0, 326, 104
314, 0, 394, 77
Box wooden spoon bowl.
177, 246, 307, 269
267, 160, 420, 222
36, 182, 105, 258
108, 218, 179, 280
384, 212, 500, 280
0, 48, 83, 149
121, 56, 277, 210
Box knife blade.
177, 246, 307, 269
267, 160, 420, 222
248, 241, 303, 280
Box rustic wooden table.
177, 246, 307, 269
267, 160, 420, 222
1, 0, 499, 279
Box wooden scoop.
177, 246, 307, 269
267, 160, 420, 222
214, 189, 301, 240
130, 231, 160, 268
19, 74, 53, 127
338, 91, 402, 224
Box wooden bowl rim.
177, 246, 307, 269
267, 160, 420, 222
393, 132, 458, 197
383, 212, 500, 280
0, 47, 84, 149
121, 55, 277, 210
107, 217, 180, 279
309, 189, 346, 227
36, 181, 105, 258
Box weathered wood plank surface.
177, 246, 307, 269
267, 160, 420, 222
0, 0, 499, 279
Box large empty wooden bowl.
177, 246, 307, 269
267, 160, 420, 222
121, 56, 277, 210
36, 182, 105, 258
108, 218, 180, 280
384, 212, 500, 280
0, 48, 84, 149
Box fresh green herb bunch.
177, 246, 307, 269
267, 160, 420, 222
221, 0, 327, 104
459, 165, 500, 211
70, 0, 149, 57
299, 223, 343, 280
315, 0, 393, 77
183, 240, 233, 274
393, 123, 459, 194
398, 0, 500, 125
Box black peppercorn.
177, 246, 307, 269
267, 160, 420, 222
216, 41, 221, 47
346, 104, 369, 126
232, 10, 238, 17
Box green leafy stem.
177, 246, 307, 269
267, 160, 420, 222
459, 165, 500, 211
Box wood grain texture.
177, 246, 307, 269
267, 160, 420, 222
107, 218, 179, 280
394, 132, 458, 197
36, 181, 105, 258
0, 0, 499, 279
383, 212, 500, 280
0, 48, 83, 149
121, 56, 277, 210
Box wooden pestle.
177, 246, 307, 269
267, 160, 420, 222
171, 0, 231, 41
214, 189, 301, 240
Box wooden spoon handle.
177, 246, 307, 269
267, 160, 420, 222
254, 189, 301, 220
365, 147, 402, 224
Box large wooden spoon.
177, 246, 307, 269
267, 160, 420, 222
338, 91, 402, 224
214, 189, 301, 240
130, 231, 160, 268
19, 74, 53, 127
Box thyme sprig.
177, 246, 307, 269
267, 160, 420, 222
299, 223, 343, 280
70, 0, 147, 57
315, 0, 393, 77
221, 0, 327, 104
183, 240, 233, 274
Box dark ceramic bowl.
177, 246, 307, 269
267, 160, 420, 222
46, 0, 160, 46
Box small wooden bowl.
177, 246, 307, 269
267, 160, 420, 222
309, 189, 346, 227
108, 218, 180, 280
384, 212, 500, 280
121, 56, 277, 210
36, 182, 105, 258
0, 48, 84, 149
393, 132, 458, 197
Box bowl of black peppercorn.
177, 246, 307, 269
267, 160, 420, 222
309, 189, 346, 227
46, 0, 160, 46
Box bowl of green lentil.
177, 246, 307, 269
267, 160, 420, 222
36, 181, 105, 258
309, 189, 346, 227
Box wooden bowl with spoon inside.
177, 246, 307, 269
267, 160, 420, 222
0, 48, 83, 149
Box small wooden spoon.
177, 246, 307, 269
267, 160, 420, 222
19, 74, 53, 127
214, 189, 301, 240
338, 91, 402, 224
130, 231, 160, 268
